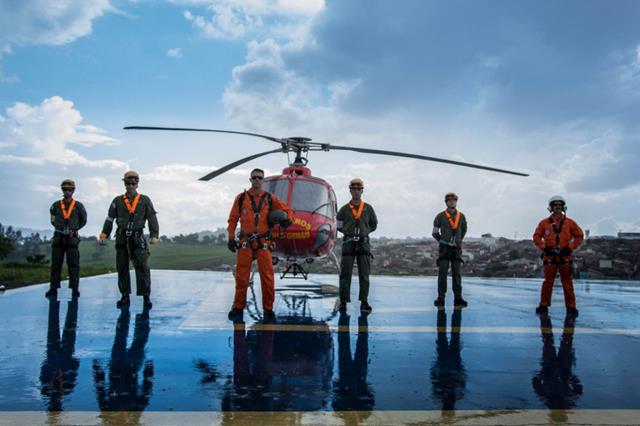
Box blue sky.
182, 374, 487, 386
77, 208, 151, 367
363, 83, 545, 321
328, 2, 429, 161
1, 0, 639, 238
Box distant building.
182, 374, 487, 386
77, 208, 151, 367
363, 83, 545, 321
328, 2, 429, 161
618, 232, 640, 239
599, 259, 613, 269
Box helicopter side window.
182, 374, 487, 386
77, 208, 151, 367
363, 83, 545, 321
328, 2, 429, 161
263, 179, 289, 201
291, 180, 331, 216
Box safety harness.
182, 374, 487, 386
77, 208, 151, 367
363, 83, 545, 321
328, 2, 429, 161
444, 210, 461, 230
437, 210, 463, 263
237, 190, 274, 251
543, 216, 570, 265
122, 193, 142, 237
344, 201, 366, 243
114, 194, 147, 256
58, 198, 76, 235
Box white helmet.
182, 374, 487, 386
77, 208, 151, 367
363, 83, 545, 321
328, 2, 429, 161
548, 195, 567, 212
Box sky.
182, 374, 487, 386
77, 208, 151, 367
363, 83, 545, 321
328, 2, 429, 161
0, 0, 639, 238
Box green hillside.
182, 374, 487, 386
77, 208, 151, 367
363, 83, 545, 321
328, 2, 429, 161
0, 241, 235, 289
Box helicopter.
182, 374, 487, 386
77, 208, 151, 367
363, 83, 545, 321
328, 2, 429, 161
124, 126, 528, 279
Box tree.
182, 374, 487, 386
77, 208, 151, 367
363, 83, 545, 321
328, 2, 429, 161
0, 223, 16, 259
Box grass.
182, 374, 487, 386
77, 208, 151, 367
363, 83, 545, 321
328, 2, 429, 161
0, 263, 113, 290
0, 242, 236, 289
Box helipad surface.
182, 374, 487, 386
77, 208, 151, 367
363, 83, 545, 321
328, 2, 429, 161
0, 270, 639, 425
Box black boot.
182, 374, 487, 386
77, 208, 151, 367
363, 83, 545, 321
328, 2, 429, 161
116, 294, 130, 308
143, 296, 153, 309
228, 307, 243, 320
454, 297, 468, 308
567, 307, 579, 317
71, 288, 80, 298
433, 297, 445, 307
360, 301, 373, 313
45, 288, 57, 299
535, 305, 548, 315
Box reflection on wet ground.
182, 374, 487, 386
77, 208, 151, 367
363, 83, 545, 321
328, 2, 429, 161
1, 271, 639, 424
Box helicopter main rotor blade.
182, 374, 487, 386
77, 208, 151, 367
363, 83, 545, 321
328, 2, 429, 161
198, 148, 284, 181
124, 126, 283, 144
327, 145, 529, 176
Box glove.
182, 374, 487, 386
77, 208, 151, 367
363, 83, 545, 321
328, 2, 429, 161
543, 247, 558, 256
227, 239, 237, 253
560, 247, 573, 256
280, 219, 293, 229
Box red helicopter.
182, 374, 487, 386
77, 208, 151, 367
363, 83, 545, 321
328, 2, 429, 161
124, 126, 528, 279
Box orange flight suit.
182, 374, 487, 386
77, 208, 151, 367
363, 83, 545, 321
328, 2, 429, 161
227, 189, 292, 310
533, 215, 584, 309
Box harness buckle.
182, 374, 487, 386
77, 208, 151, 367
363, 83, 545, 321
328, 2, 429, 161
353, 236, 360, 242
241, 241, 249, 249
125, 230, 133, 237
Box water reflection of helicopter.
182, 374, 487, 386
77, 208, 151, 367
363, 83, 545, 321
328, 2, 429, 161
532, 314, 582, 422
430, 309, 466, 413
194, 283, 337, 412
39, 298, 79, 412
125, 126, 528, 279
92, 307, 154, 422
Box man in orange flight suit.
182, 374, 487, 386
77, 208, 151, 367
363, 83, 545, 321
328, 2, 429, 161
533, 195, 584, 316
226, 168, 293, 320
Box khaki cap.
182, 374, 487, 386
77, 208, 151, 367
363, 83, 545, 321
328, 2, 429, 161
349, 178, 364, 188
122, 170, 140, 181
61, 179, 76, 189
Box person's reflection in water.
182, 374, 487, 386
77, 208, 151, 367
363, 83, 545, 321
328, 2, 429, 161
430, 309, 466, 414
332, 312, 375, 415
532, 314, 582, 422
92, 307, 154, 417
220, 320, 274, 412
216, 316, 333, 415
40, 298, 80, 411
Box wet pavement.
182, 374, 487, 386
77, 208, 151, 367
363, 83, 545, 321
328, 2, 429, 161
0, 270, 639, 425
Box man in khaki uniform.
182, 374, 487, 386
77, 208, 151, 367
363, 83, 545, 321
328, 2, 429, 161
432, 192, 468, 308
100, 171, 159, 308
46, 179, 87, 299
337, 178, 378, 313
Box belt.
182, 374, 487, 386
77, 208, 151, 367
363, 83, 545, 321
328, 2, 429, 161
117, 228, 144, 237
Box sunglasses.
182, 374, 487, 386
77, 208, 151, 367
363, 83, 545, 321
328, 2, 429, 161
350, 186, 363, 190
250, 176, 264, 180
125, 181, 138, 186
446, 198, 457, 201
551, 203, 564, 207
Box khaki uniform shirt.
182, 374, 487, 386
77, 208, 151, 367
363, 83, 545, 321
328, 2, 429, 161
101, 193, 159, 238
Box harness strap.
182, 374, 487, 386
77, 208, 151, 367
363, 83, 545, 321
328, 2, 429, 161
60, 199, 76, 220
123, 193, 141, 231
549, 216, 566, 249
444, 210, 461, 230
238, 191, 273, 231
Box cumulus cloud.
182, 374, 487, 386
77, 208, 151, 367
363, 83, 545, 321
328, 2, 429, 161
0, 96, 122, 167
182, 0, 324, 40
0, 0, 112, 55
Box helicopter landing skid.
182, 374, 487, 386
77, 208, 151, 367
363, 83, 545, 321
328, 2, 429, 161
280, 262, 309, 280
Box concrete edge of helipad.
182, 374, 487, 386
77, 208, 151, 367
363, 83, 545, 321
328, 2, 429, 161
1, 409, 638, 425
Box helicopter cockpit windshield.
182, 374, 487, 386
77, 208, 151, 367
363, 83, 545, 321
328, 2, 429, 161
264, 179, 288, 201
292, 180, 335, 217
